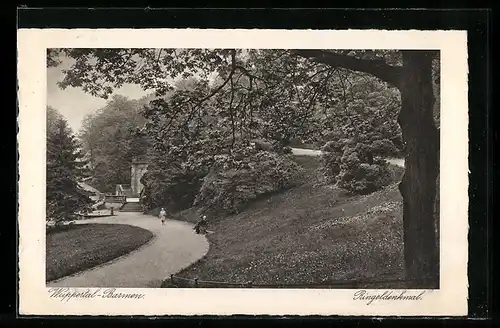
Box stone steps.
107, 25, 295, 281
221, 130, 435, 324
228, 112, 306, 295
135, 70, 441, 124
120, 202, 143, 212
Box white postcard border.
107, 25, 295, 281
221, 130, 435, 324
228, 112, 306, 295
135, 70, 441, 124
17, 29, 469, 316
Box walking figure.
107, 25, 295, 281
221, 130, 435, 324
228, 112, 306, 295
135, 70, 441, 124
159, 208, 167, 225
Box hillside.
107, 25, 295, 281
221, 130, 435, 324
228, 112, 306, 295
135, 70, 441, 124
165, 156, 407, 288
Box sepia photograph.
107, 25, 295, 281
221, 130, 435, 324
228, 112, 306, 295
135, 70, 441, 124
45, 47, 441, 290
18, 29, 468, 316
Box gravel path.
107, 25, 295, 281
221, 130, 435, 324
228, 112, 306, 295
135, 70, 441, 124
291, 147, 323, 156
385, 158, 405, 168
291, 148, 405, 168
47, 213, 209, 288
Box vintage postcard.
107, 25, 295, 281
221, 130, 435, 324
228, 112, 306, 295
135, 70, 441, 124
17, 29, 468, 316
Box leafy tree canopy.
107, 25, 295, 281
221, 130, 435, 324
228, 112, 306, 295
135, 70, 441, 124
78, 94, 152, 192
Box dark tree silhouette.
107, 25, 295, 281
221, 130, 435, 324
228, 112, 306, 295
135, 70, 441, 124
46, 113, 92, 223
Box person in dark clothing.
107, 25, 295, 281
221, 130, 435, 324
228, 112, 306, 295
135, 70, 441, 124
194, 215, 208, 234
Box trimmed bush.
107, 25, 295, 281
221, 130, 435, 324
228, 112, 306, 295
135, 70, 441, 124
282, 146, 293, 155
194, 150, 304, 216
336, 146, 392, 195
321, 135, 400, 190
320, 139, 347, 184
371, 138, 399, 157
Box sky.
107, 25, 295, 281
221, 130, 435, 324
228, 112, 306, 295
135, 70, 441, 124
47, 51, 223, 133
47, 57, 149, 133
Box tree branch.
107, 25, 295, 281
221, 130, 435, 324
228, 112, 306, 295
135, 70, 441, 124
292, 50, 402, 89
158, 50, 238, 137
229, 51, 236, 149
199, 50, 237, 103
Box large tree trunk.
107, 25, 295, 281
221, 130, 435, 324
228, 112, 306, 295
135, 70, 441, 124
398, 51, 440, 288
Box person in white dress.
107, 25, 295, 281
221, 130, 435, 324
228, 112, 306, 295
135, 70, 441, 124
159, 208, 167, 225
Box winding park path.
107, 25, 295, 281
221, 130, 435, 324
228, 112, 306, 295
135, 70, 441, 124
291, 147, 405, 168
48, 213, 209, 288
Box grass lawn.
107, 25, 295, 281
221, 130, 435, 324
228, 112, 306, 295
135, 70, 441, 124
166, 156, 407, 288
46, 223, 154, 282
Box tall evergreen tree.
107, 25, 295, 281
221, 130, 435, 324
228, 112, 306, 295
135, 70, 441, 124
46, 114, 92, 223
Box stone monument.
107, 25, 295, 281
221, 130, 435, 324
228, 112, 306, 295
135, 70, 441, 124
130, 158, 148, 197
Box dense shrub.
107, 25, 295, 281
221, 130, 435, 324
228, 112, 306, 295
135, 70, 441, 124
371, 138, 399, 157
336, 146, 392, 195
194, 149, 304, 216
321, 134, 400, 188
140, 131, 229, 213
141, 134, 294, 215
320, 139, 346, 183
282, 146, 293, 155
140, 152, 210, 213
141, 169, 205, 213
251, 139, 275, 152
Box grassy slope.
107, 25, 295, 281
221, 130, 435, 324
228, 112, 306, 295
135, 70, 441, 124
170, 156, 406, 287
46, 223, 154, 282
